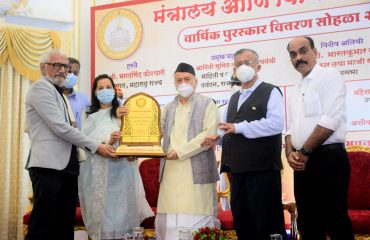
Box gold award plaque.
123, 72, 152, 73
116, 92, 166, 157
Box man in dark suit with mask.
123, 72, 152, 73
204, 48, 287, 240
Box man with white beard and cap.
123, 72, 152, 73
203, 48, 287, 240
155, 62, 220, 240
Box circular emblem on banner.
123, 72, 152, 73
97, 8, 142, 59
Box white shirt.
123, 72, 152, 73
221, 79, 284, 139
286, 64, 347, 149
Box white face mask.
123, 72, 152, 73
176, 83, 194, 98
230, 85, 241, 96
235, 64, 255, 83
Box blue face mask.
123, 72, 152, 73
96, 88, 115, 104
64, 73, 78, 88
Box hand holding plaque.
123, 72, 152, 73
115, 92, 166, 157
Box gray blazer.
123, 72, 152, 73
25, 78, 99, 170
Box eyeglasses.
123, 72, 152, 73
44, 62, 71, 71
236, 60, 257, 68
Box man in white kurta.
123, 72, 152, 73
155, 63, 220, 240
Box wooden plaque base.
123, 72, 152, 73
115, 145, 166, 157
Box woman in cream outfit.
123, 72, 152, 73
79, 74, 153, 240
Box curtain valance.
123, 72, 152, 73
0, 27, 61, 81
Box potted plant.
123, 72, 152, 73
193, 226, 228, 240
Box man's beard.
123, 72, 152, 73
45, 73, 66, 87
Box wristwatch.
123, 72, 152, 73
299, 146, 312, 156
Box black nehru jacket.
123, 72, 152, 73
221, 82, 282, 174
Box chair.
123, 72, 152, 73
347, 146, 370, 239
138, 158, 299, 239
217, 172, 236, 239
139, 158, 161, 230
138, 158, 238, 239
138, 158, 236, 230
283, 202, 298, 239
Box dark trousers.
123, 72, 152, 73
294, 147, 354, 240
230, 171, 287, 240
25, 168, 78, 240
